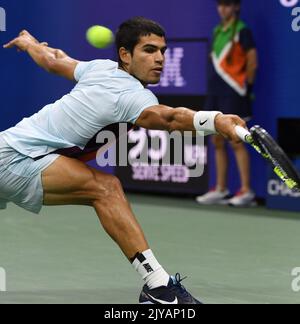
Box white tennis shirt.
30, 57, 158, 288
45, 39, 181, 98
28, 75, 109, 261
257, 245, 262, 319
1, 60, 158, 159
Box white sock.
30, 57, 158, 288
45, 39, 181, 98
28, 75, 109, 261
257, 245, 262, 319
132, 249, 170, 289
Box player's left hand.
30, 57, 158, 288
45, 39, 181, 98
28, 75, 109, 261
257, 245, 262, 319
215, 114, 247, 143
3, 30, 48, 51
19, 30, 49, 46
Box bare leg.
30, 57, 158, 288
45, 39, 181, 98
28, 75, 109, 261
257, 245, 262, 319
42, 156, 149, 260
42, 156, 201, 303
212, 135, 228, 191
230, 142, 251, 192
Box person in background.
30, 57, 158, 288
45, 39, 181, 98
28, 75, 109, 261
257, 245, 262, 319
196, 0, 258, 207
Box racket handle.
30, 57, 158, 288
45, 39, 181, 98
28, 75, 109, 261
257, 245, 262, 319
235, 126, 252, 142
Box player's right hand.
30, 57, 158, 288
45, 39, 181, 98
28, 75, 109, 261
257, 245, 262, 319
215, 114, 247, 143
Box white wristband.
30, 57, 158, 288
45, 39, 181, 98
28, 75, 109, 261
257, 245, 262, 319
193, 111, 222, 136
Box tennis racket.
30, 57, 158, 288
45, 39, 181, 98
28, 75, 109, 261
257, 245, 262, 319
235, 125, 300, 193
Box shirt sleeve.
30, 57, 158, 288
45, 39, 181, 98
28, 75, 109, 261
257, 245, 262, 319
239, 28, 256, 52
116, 89, 159, 124
74, 60, 109, 81
74, 61, 92, 81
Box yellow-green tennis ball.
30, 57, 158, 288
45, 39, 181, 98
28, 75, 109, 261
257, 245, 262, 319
86, 25, 114, 49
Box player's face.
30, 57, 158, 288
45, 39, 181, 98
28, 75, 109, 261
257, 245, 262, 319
217, 4, 239, 21
127, 34, 167, 85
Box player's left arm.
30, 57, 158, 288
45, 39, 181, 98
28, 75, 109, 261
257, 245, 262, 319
4, 30, 78, 81
135, 105, 247, 142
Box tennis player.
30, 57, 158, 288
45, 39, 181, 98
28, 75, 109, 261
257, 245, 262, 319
1, 17, 246, 304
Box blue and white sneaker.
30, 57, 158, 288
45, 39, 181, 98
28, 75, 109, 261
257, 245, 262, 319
139, 273, 202, 304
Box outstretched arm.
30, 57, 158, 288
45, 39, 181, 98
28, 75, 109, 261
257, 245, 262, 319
135, 105, 247, 142
3, 30, 78, 81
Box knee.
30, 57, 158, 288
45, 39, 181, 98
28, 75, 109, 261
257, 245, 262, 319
92, 174, 124, 202
212, 135, 225, 149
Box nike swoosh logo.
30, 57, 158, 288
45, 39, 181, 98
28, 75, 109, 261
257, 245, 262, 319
147, 294, 178, 304
199, 120, 208, 126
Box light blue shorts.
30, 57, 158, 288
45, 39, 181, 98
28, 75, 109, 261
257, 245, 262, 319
0, 137, 60, 214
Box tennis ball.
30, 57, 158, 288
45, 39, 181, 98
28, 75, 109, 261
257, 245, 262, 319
86, 25, 114, 49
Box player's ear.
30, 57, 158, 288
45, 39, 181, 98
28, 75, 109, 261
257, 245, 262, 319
119, 47, 131, 66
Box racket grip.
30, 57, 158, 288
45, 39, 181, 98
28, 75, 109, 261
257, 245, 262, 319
235, 126, 251, 142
